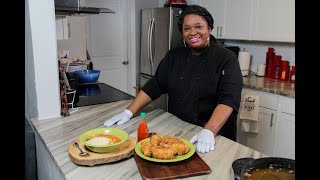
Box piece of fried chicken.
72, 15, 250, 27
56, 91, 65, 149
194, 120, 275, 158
160, 135, 190, 155
140, 141, 152, 157
150, 145, 175, 160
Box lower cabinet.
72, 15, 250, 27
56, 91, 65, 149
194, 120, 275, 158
237, 105, 277, 156
237, 88, 295, 159
273, 96, 295, 159
273, 113, 295, 159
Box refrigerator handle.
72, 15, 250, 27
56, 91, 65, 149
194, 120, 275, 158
147, 19, 152, 65
169, 8, 173, 50
150, 18, 155, 67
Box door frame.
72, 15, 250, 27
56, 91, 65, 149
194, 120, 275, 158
126, 0, 137, 96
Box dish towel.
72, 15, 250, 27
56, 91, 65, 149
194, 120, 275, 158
240, 95, 260, 133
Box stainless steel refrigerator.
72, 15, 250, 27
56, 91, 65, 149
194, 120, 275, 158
139, 7, 183, 111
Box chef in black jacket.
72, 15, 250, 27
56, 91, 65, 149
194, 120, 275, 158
104, 5, 243, 153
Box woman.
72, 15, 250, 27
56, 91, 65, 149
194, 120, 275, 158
104, 5, 243, 153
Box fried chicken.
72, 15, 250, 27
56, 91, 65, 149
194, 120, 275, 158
140, 134, 190, 160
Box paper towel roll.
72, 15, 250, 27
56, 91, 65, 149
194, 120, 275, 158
238, 51, 251, 76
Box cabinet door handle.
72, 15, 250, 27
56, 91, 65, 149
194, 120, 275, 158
220, 26, 222, 37
217, 26, 220, 37
67, 23, 71, 38
270, 113, 274, 127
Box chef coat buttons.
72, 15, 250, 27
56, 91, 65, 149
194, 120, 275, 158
180, 76, 184, 80
177, 98, 180, 101
194, 97, 198, 100
186, 58, 190, 62
197, 77, 200, 80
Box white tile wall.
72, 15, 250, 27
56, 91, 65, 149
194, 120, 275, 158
222, 40, 295, 74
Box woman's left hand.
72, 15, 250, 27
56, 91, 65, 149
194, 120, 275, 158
190, 129, 215, 153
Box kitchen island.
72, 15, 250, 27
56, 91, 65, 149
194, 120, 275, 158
32, 100, 267, 180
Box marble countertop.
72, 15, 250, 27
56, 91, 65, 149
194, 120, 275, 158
32, 100, 266, 180
243, 74, 295, 98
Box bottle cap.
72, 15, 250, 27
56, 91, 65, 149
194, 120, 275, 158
140, 112, 146, 117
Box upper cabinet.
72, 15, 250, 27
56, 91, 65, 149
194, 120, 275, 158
55, 16, 70, 40
200, 0, 295, 42
251, 0, 295, 42
201, 0, 225, 38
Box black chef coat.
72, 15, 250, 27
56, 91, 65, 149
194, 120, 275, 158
142, 38, 243, 141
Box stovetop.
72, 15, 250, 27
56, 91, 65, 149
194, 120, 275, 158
74, 82, 134, 107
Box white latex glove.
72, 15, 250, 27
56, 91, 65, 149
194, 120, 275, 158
103, 109, 133, 126
190, 129, 215, 153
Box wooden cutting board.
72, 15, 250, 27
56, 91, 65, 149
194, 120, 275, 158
134, 152, 211, 180
69, 136, 136, 166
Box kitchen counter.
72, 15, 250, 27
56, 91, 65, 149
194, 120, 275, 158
243, 74, 295, 98
32, 100, 266, 180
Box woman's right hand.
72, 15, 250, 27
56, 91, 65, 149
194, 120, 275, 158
104, 109, 133, 126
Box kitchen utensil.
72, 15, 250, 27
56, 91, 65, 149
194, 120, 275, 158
68, 137, 136, 166
73, 70, 100, 84
272, 55, 282, 79
232, 158, 254, 180
73, 142, 89, 156
134, 152, 211, 179
289, 65, 295, 83
279, 60, 290, 81
265, 47, 275, 78
233, 157, 295, 180
79, 127, 128, 153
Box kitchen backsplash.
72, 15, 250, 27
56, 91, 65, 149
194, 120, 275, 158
222, 40, 295, 74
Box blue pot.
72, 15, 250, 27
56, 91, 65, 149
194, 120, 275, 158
73, 70, 100, 84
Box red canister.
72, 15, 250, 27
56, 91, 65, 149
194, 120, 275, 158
265, 47, 275, 78
272, 55, 282, 80
289, 65, 295, 83
279, 60, 290, 81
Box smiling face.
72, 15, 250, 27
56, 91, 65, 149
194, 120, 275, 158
182, 14, 212, 54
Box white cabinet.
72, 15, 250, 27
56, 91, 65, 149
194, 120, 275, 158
55, 16, 69, 40
237, 88, 278, 156
273, 96, 295, 159
223, 0, 253, 40
237, 88, 295, 159
251, 0, 295, 42
201, 0, 252, 40
201, 0, 295, 42
238, 107, 277, 156
201, 0, 225, 38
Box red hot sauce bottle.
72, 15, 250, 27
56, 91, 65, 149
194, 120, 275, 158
137, 112, 149, 142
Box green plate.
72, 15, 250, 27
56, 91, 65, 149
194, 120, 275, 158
135, 137, 196, 163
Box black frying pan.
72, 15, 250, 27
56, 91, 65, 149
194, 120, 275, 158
232, 157, 295, 180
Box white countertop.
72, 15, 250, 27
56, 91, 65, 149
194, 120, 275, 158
31, 100, 266, 180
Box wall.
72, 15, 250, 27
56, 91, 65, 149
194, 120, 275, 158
222, 40, 295, 74
26, 0, 61, 120
25, 0, 38, 121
